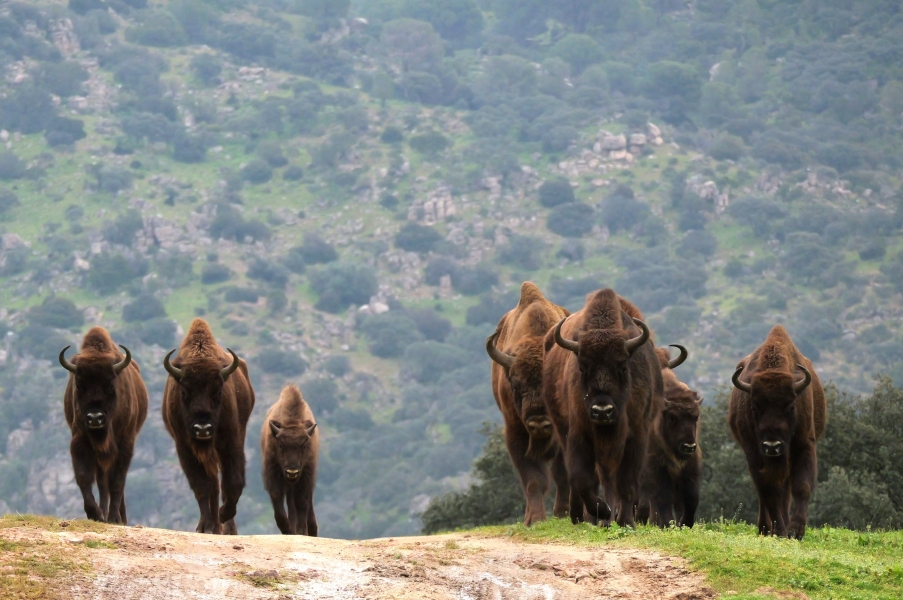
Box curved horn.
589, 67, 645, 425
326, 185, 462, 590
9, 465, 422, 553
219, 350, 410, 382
220, 348, 240, 381
553, 318, 579, 354
163, 349, 184, 382
112, 345, 132, 375
732, 366, 751, 394
793, 364, 812, 395
485, 332, 515, 370
667, 344, 688, 370
625, 318, 650, 355
59, 346, 77, 374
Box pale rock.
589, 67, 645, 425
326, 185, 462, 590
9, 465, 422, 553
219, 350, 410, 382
6, 420, 33, 458
647, 122, 662, 138
593, 142, 602, 153
73, 256, 90, 271
652, 136, 664, 146
1, 233, 25, 251
600, 134, 627, 151
630, 133, 647, 146
0, 130, 7, 142
609, 150, 628, 161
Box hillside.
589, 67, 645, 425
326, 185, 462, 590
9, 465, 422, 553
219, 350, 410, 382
0, 0, 901, 538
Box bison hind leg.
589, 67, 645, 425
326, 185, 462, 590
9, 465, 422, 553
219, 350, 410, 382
222, 519, 238, 535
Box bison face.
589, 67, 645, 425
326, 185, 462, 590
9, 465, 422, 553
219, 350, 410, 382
269, 420, 317, 483
554, 317, 650, 428
660, 399, 700, 458
486, 335, 552, 448
60, 345, 132, 435
164, 349, 241, 443
733, 365, 811, 459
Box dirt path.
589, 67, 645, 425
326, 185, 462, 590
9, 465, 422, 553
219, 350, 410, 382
7, 523, 715, 599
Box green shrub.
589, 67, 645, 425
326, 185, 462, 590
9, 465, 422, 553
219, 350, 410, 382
406, 308, 452, 342
330, 407, 374, 431
395, 222, 442, 253
309, 261, 378, 313
256, 141, 288, 168
538, 178, 576, 208
87, 253, 145, 294
256, 348, 308, 375
103, 209, 143, 246
599, 185, 649, 233
709, 133, 746, 161
190, 53, 222, 85
409, 131, 450, 155
223, 287, 259, 303
358, 312, 423, 358
201, 262, 231, 284
546, 202, 594, 238
400, 341, 469, 384
380, 126, 404, 143
301, 377, 340, 413
125, 12, 187, 47
29, 297, 83, 330
157, 254, 195, 288
0, 190, 19, 213
0, 152, 26, 180
246, 257, 290, 288
323, 355, 351, 377
453, 264, 498, 295
122, 292, 166, 322
16, 324, 71, 361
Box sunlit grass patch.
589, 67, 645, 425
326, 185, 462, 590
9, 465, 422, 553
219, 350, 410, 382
475, 519, 903, 600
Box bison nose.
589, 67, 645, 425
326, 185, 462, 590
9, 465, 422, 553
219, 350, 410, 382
591, 404, 615, 423
86, 412, 105, 429
526, 419, 553, 438
761, 440, 784, 456
679, 443, 697, 455
193, 424, 213, 440
285, 469, 300, 481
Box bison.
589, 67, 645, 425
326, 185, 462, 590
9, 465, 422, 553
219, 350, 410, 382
162, 319, 255, 534
542, 289, 661, 527
60, 327, 148, 524
261, 384, 319, 536
486, 282, 570, 525
637, 344, 703, 528
729, 325, 825, 539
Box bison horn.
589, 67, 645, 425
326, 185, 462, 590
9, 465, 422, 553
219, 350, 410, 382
59, 346, 77, 374
554, 318, 579, 354
793, 364, 812, 395
732, 366, 752, 394
306, 422, 318, 437
220, 348, 240, 381
625, 318, 650, 355
667, 344, 688, 369
163, 350, 184, 382
112, 345, 132, 375
485, 332, 515, 370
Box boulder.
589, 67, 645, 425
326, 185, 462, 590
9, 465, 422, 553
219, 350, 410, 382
600, 134, 627, 151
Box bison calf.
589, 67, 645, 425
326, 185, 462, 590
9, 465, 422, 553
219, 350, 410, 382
60, 327, 148, 524
729, 325, 825, 539
261, 385, 319, 536
162, 319, 255, 535
637, 344, 702, 528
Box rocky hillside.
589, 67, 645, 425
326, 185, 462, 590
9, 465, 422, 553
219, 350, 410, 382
0, 0, 901, 538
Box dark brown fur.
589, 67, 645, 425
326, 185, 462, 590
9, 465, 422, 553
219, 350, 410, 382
162, 319, 255, 535
261, 385, 319, 536
729, 325, 826, 539
63, 327, 148, 524
637, 346, 702, 527
542, 289, 662, 527
488, 282, 570, 525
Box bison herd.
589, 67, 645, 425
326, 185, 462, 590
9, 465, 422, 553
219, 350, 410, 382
488, 282, 826, 539
58, 281, 825, 541
59, 319, 318, 536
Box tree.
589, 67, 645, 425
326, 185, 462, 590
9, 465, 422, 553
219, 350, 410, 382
409, 131, 450, 155
546, 202, 594, 238
309, 262, 378, 313
420, 425, 523, 533
256, 349, 308, 375
599, 185, 649, 233
358, 312, 423, 358
550, 34, 603, 74
538, 179, 576, 208
29, 297, 83, 330
473, 55, 537, 105
190, 53, 222, 86
381, 19, 443, 73
395, 222, 443, 253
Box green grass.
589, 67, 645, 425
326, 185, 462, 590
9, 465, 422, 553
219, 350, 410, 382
476, 519, 903, 600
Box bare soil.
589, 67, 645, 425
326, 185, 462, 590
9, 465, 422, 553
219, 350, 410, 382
6, 523, 716, 599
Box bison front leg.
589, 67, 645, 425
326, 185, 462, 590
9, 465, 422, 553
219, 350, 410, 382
788, 445, 816, 540
268, 486, 291, 535
551, 451, 569, 519
217, 444, 246, 528
106, 440, 136, 525
95, 463, 110, 522
566, 437, 608, 525
613, 436, 647, 528
306, 503, 318, 538
174, 443, 221, 534
505, 423, 549, 526
71, 437, 103, 522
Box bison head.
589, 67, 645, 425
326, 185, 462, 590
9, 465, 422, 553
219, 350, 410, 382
732, 364, 811, 458
164, 348, 240, 443
268, 420, 317, 483
660, 393, 702, 458
554, 317, 649, 427
486, 333, 553, 453
60, 345, 132, 434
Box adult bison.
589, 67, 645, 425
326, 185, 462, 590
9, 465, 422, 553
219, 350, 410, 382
162, 319, 255, 535
637, 344, 702, 528
542, 289, 661, 527
60, 327, 147, 524
261, 384, 319, 536
730, 325, 825, 539
486, 282, 570, 525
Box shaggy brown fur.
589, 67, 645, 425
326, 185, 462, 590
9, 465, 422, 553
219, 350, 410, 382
488, 282, 570, 526
162, 319, 255, 535
542, 289, 661, 527
63, 327, 148, 524
637, 346, 702, 528
729, 325, 826, 539
261, 385, 319, 536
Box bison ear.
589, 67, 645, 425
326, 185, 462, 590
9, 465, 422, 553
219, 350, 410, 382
269, 420, 282, 438
305, 421, 317, 437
